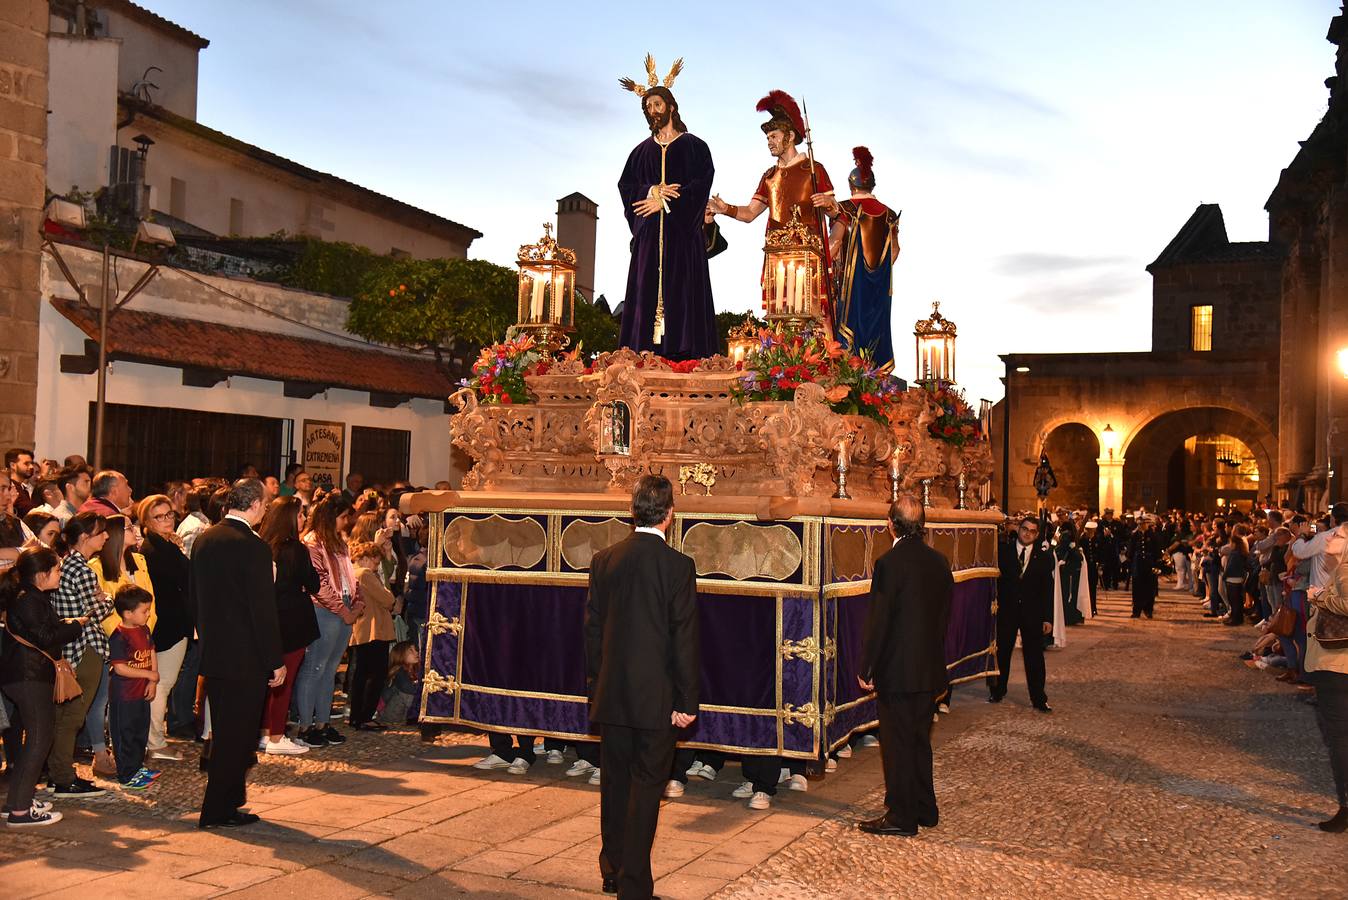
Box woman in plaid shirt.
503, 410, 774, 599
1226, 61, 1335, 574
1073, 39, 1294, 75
45, 512, 114, 797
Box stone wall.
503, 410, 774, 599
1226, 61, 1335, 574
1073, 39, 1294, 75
1150, 258, 1282, 353
0, 1, 48, 449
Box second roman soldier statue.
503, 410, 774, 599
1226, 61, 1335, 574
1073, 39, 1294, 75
829, 147, 901, 371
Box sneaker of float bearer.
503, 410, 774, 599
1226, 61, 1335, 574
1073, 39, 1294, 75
565, 759, 597, 777
473, 753, 513, 770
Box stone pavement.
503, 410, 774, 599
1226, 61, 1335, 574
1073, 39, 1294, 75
0, 586, 1343, 899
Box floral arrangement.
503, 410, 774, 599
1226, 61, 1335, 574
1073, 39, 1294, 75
733, 327, 842, 402
733, 326, 904, 424
463, 333, 541, 405
926, 383, 982, 446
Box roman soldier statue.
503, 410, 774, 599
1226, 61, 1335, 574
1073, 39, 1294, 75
829, 147, 901, 371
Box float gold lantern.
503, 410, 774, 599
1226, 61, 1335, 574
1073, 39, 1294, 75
914, 301, 957, 386
516, 223, 577, 353
763, 208, 825, 327
726, 315, 759, 365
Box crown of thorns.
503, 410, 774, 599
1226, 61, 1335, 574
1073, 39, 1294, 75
618, 54, 683, 97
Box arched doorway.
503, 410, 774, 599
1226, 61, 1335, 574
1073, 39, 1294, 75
1123, 408, 1275, 513
1041, 423, 1099, 509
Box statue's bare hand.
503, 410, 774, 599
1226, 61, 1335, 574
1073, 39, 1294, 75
708, 194, 728, 215
632, 197, 664, 217
659, 183, 681, 200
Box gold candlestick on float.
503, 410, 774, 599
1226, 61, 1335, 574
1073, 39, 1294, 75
834, 436, 853, 500
515, 223, 577, 356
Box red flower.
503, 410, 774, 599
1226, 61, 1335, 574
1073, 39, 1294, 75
500, 394, 513, 405
770, 365, 783, 377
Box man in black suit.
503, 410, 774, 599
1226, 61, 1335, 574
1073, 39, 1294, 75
989, 514, 1054, 713
189, 478, 284, 828
585, 475, 699, 899
857, 494, 953, 837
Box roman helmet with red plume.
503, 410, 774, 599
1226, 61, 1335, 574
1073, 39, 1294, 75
757, 90, 805, 145
848, 146, 875, 192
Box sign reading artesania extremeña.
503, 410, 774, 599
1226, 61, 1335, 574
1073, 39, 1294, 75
302, 419, 345, 491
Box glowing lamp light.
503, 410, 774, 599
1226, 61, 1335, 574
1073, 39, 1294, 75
762, 208, 825, 324
914, 301, 957, 385
726, 315, 759, 365
515, 223, 576, 353
1101, 423, 1119, 461
1337, 347, 1348, 378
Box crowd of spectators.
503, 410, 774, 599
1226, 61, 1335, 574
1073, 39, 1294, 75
0, 447, 439, 827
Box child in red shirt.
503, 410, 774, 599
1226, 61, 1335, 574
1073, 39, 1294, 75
108, 585, 160, 789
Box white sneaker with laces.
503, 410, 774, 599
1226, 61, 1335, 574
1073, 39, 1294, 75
787, 774, 808, 792
545, 749, 565, 764
506, 757, 531, 775
473, 753, 513, 770
748, 791, 772, 810
690, 762, 717, 781
565, 759, 597, 777
731, 781, 755, 799
777, 767, 792, 784
663, 779, 684, 798
588, 768, 601, 786
264, 736, 310, 756
825, 757, 838, 772
836, 745, 853, 759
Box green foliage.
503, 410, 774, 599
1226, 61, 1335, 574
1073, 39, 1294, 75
347, 257, 518, 366
278, 239, 390, 297
573, 293, 620, 354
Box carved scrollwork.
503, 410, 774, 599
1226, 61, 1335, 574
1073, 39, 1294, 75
426, 610, 461, 636
759, 382, 846, 496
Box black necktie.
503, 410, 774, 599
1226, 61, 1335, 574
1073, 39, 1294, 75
1020, 546, 1029, 574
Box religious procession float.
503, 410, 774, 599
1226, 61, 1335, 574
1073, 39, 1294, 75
402, 59, 999, 762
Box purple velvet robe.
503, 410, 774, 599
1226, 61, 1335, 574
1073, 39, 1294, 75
618, 132, 716, 360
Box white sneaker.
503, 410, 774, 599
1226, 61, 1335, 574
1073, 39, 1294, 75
473, 753, 513, 770
858, 735, 879, 748
825, 757, 838, 772
938, 703, 951, 715
663, 779, 684, 798
264, 736, 310, 756
748, 791, 772, 810
836, 745, 853, 759
148, 747, 183, 761
545, 749, 565, 764
506, 757, 531, 775
731, 781, 755, 799
688, 762, 717, 781
787, 774, 808, 792
588, 768, 601, 786
565, 759, 596, 777
777, 767, 792, 784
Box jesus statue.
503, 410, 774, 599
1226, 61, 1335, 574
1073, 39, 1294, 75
616, 56, 717, 360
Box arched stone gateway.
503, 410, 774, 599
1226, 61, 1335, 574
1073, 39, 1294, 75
1122, 407, 1276, 513
1041, 423, 1100, 509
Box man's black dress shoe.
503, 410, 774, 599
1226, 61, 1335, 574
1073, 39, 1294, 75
858, 815, 917, 836
602, 876, 617, 894
1033, 702, 1053, 714
986, 693, 1003, 704
1318, 806, 1348, 833
199, 811, 260, 829
917, 816, 938, 828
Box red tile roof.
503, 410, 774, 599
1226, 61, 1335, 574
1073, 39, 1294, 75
51, 298, 457, 401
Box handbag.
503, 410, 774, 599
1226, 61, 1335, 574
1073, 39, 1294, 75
3, 622, 84, 703
1312, 605, 1348, 649
1267, 603, 1296, 638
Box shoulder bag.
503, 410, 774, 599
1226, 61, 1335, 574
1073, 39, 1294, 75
3, 621, 84, 702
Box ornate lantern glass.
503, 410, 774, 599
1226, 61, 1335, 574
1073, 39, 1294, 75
516, 223, 577, 339
726, 315, 759, 365
763, 208, 825, 324
914, 300, 957, 385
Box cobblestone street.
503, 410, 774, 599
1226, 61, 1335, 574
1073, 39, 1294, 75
1, 587, 1343, 899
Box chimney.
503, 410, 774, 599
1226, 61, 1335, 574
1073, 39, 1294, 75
556, 192, 598, 300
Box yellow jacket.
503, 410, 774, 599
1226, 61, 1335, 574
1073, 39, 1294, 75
89, 551, 158, 636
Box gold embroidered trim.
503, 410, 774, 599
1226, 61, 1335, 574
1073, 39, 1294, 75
781, 635, 836, 663
782, 702, 820, 728
423, 670, 458, 695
